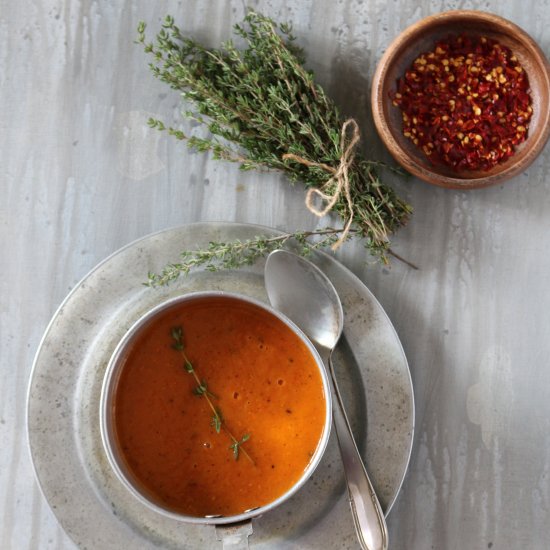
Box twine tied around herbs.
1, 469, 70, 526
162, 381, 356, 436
282, 119, 360, 250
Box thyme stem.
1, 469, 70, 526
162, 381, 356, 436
146, 227, 355, 286
172, 326, 254, 464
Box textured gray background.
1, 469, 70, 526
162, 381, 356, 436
2, 0, 550, 548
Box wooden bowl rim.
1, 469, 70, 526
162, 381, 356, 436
371, 10, 550, 189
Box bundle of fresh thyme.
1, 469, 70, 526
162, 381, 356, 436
137, 11, 412, 285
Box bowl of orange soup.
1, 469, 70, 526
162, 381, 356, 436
100, 291, 332, 529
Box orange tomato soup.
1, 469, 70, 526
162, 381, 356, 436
113, 295, 327, 517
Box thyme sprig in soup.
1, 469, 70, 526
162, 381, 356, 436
170, 324, 254, 464
112, 295, 327, 517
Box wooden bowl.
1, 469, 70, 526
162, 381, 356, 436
371, 10, 550, 189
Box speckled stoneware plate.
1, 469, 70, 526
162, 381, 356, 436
27, 222, 414, 549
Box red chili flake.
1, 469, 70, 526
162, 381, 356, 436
390, 34, 533, 171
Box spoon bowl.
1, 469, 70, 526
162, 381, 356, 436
264, 250, 343, 350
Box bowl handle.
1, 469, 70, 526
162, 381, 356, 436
215, 520, 253, 549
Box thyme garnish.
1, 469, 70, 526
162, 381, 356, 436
137, 11, 413, 284
146, 227, 353, 287
230, 434, 251, 461
211, 408, 223, 434
171, 326, 254, 463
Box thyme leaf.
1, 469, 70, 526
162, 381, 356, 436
211, 408, 223, 434
193, 380, 217, 398
230, 434, 251, 461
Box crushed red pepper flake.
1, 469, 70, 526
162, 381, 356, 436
390, 34, 533, 171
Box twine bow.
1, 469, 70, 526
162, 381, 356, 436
282, 119, 360, 250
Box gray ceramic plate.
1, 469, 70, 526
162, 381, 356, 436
27, 222, 414, 549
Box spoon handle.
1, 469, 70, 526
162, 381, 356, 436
328, 356, 389, 550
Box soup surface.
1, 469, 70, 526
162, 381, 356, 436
113, 295, 327, 517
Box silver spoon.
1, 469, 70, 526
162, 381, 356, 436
264, 249, 388, 550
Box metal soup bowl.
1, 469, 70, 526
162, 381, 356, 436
100, 291, 332, 545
